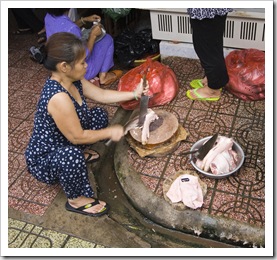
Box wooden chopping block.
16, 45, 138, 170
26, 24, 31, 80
129, 109, 179, 145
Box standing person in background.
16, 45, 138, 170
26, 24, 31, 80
25, 32, 147, 217
186, 8, 233, 101
44, 8, 122, 86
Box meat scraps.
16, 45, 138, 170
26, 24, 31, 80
141, 109, 159, 145
225, 48, 265, 101
124, 108, 159, 145
195, 136, 238, 175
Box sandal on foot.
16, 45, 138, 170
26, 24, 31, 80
190, 79, 223, 91
85, 150, 100, 163
186, 88, 220, 101
65, 199, 110, 217
190, 79, 204, 89
103, 70, 123, 86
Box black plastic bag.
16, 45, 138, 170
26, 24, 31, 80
114, 28, 160, 68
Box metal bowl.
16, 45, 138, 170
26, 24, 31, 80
190, 136, 245, 179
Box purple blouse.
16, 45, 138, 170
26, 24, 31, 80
44, 13, 114, 80
45, 13, 82, 39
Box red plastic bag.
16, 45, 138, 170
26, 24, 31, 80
225, 49, 265, 101
118, 58, 179, 110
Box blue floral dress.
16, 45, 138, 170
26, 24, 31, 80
25, 78, 108, 199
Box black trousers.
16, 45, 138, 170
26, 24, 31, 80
190, 15, 229, 89
11, 8, 44, 33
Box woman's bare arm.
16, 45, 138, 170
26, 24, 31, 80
47, 92, 124, 145
81, 78, 144, 104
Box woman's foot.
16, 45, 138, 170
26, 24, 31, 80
201, 77, 208, 87
186, 85, 221, 101
84, 149, 100, 163
99, 70, 123, 85
37, 28, 46, 36
38, 33, 47, 44
190, 77, 208, 89
37, 28, 46, 44
67, 197, 109, 216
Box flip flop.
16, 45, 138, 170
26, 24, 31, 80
190, 79, 204, 89
190, 79, 223, 91
186, 88, 220, 101
103, 70, 123, 86
85, 150, 100, 163
65, 199, 110, 217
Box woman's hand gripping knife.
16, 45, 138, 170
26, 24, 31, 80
133, 76, 150, 100
101, 78, 149, 146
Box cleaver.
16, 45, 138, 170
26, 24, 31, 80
137, 75, 150, 127
181, 133, 219, 160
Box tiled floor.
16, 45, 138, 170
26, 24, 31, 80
8, 28, 265, 242
8, 218, 106, 248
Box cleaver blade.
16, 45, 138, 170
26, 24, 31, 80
196, 133, 219, 160
137, 75, 149, 127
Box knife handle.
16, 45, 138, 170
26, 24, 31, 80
104, 139, 113, 146
179, 149, 198, 156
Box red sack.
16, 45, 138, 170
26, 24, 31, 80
118, 58, 179, 110
225, 49, 265, 101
